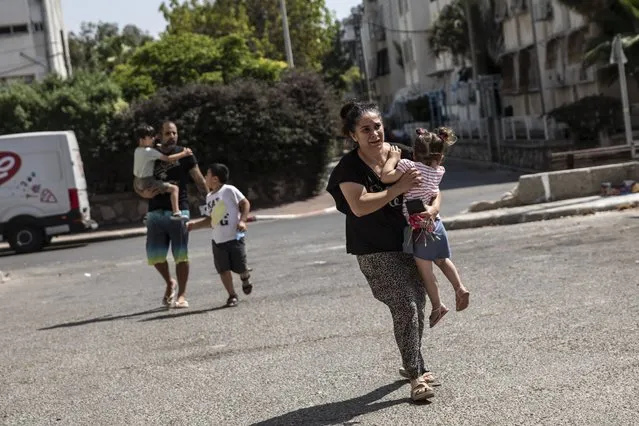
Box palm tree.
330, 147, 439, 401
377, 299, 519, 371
558, 0, 639, 86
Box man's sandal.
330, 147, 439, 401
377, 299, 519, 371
411, 379, 435, 401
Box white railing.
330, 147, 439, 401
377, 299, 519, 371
500, 116, 569, 141
446, 119, 489, 140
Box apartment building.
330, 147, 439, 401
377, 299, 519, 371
0, 0, 71, 83
360, 0, 406, 112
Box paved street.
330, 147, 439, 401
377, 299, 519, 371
1, 206, 638, 425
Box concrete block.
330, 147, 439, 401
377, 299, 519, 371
547, 168, 592, 201
516, 174, 547, 205
589, 162, 637, 190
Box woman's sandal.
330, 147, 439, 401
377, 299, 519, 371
429, 304, 449, 328
398, 368, 440, 386
456, 289, 470, 311
411, 379, 435, 402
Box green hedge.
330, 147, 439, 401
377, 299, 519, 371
105, 71, 339, 206
0, 71, 339, 207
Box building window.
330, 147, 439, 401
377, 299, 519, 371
376, 48, 390, 76
567, 29, 586, 65
501, 54, 516, 92
545, 38, 559, 69
32, 22, 45, 32
12, 24, 29, 34
519, 47, 539, 90
0, 23, 31, 36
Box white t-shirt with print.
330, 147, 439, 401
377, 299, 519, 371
204, 184, 246, 244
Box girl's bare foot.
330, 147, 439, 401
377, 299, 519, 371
456, 288, 470, 311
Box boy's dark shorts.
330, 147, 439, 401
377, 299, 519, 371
212, 238, 248, 274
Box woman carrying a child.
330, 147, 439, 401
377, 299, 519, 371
327, 101, 441, 402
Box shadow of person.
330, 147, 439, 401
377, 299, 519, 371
251, 380, 416, 426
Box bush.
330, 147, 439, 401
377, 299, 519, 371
109, 70, 338, 207
547, 95, 623, 148
0, 72, 125, 188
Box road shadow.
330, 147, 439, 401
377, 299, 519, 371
38, 307, 166, 331
138, 305, 230, 322
0, 242, 89, 257
251, 380, 418, 426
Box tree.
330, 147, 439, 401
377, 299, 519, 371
558, 0, 639, 86
68, 22, 153, 73
321, 22, 355, 92
111, 33, 286, 101
159, 0, 336, 70
428, 0, 503, 74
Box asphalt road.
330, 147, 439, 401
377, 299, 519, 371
1, 208, 638, 425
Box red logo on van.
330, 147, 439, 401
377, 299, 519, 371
0, 152, 21, 186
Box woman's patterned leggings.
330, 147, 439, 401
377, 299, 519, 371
357, 251, 428, 380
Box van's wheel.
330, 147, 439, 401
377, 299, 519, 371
8, 225, 45, 254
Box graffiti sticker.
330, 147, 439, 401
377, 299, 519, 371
0, 152, 22, 186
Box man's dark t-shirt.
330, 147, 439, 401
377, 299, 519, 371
326, 144, 412, 255
148, 145, 197, 212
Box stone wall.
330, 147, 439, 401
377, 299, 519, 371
448, 138, 573, 171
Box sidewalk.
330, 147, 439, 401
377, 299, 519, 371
443, 193, 639, 230
14, 191, 339, 246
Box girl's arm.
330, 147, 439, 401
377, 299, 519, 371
380, 145, 404, 184
340, 168, 420, 217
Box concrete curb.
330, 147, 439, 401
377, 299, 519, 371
29, 206, 340, 246
445, 196, 639, 231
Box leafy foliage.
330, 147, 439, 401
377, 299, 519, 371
547, 95, 623, 147
68, 22, 153, 73
159, 0, 337, 71
428, 0, 503, 73
109, 71, 338, 203
111, 33, 286, 101
558, 0, 639, 85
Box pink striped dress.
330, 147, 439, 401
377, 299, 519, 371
396, 159, 445, 222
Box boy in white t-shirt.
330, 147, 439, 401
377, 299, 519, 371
132, 124, 192, 221
187, 163, 253, 307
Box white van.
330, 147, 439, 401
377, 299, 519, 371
0, 131, 98, 253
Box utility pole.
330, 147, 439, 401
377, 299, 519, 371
279, 0, 295, 68
528, 0, 549, 139
463, 0, 478, 81
611, 35, 635, 159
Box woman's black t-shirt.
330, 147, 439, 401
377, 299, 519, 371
326, 144, 412, 255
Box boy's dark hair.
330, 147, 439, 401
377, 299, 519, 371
135, 124, 155, 140
208, 163, 230, 183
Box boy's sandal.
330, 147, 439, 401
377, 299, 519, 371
226, 295, 238, 307
241, 276, 252, 295
411, 379, 435, 401
456, 289, 470, 311
429, 304, 449, 328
